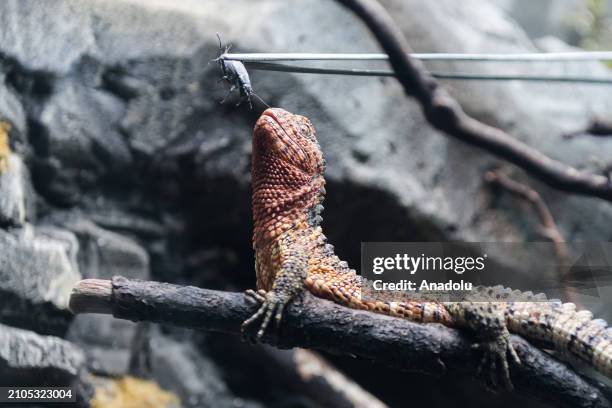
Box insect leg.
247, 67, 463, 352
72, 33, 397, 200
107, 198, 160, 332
220, 84, 237, 104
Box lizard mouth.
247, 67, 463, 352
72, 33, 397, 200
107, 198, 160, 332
261, 108, 280, 124
256, 108, 307, 157
259, 109, 292, 139
256, 109, 289, 143
254, 108, 321, 175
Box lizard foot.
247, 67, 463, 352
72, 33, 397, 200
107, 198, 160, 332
241, 288, 292, 344
472, 329, 521, 391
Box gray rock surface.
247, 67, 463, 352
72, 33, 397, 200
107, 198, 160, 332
140, 329, 264, 408
67, 315, 137, 376
0, 0, 609, 406
494, 0, 612, 46
51, 215, 150, 280
0, 226, 80, 308
0, 322, 93, 406
0, 322, 85, 385
0, 154, 28, 226
0, 225, 80, 335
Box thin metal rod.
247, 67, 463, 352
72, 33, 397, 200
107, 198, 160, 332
246, 62, 612, 84
224, 51, 612, 62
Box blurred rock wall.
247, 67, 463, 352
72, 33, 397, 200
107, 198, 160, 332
0, 0, 610, 406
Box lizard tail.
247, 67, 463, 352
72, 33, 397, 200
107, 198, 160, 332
305, 270, 612, 378
501, 290, 612, 378
304, 269, 453, 324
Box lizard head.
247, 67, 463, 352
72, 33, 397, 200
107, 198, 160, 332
252, 108, 326, 247
253, 108, 325, 175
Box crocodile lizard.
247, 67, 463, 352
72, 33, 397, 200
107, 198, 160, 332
242, 107, 612, 388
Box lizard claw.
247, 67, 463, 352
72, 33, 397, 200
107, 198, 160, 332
473, 330, 521, 391
241, 289, 292, 344
245, 288, 267, 303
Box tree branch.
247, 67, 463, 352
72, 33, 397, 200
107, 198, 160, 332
335, 0, 612, 202
484, 170, 583, 306
69, 277, 611, 408
484, 170, 568, 261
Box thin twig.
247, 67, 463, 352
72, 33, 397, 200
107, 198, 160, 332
335, 0, 612, 203
69, 277, 611, 408
246, 347, 389, 408
484, 170, 578, 306
244, 62, 612, 83
223, 51, 612, 62
484, 170, 568, 261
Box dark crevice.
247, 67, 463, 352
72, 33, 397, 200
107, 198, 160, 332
26, 118, 50, 157
0, 289, 73, 337
323, 180, 448, 269
2, 53, 55, 100
101, 68, 146, 101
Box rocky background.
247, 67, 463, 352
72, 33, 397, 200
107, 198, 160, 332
0, 0, 611, 407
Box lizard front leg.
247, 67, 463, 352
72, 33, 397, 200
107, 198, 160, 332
242, 237, 309, 342
445, 301, 520, 390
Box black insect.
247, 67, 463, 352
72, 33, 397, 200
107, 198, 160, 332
214, 35, 266, 109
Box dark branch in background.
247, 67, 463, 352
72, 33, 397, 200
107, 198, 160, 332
484, 170, 568, 261
335, 0, 612, 202
484, 170, 580, 306
226, 344, 388, 408
69, 277, 611, 408
565, 117, 612, 138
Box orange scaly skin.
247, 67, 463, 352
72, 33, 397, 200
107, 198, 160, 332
249, 108, 450, 324
242, 108, 612, 388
